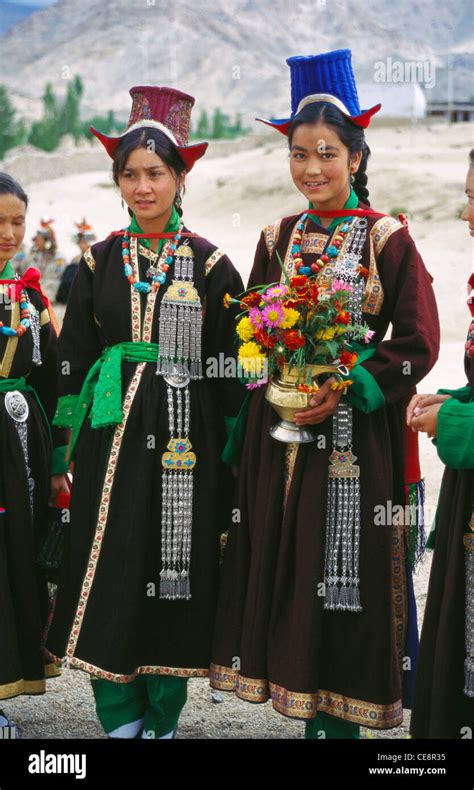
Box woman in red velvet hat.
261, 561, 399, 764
44, 86, 244, 739
210, 50, 440, 738
408, 149, 474, 738
0, 172, 69, 729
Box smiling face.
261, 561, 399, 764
289, 122, 362, 212
0, 193, 26, 268
118, 147, 184, 232
461, 164, 474, 237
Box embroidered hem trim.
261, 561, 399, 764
0, 665, 61, 700
209, 664, 403, 727
43, 648, 209, 683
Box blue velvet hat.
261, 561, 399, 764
257, 49, 381, 135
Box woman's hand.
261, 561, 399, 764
49, 474, 70, 504
410, 402, 443, 438
294, 377, 343, 426
407, 393, 451, 430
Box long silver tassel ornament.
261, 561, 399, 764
463, 501, 474, 697
322, 217, 367, 612
324, 403, 362, 611
159, 375, 196, 600
4, 391, 35, 514
156, 243, 203, 380
27, 300, 42, 367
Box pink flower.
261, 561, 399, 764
249, 307, 264, 328
262, 284, 289, 302
331, 279, 353, 293
246, 378, 268, 390
364, 329, 375, 343
262, 303, 285, 328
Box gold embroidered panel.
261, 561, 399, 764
83, 248, 96, 272
264, 218, 282, 256
205, 248, 224, 276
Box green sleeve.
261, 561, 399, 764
435, 398, 474, 469
343, 344, 385, 414
221, 393, 251, 466
53, 394, 79, 428
437, 385, 472, 404
51, 445, 69, 475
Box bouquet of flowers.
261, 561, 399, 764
224, 267, 375, 392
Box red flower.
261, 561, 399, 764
309, 282, 319, 300
284, 298, 304, 309
283, 329, 305, 350
255, 328, 276, 349
241, 291, 262, 309
357, 266, 370, 280
336, 311, 351, 325
290, 275, 308, 287
340, 351, 358, 368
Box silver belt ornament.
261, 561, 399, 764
4, 391, 35, 514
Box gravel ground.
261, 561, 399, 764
2, 552, 432, 740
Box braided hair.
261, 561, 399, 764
288, 102, 371, 206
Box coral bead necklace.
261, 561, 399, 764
121, 224, 184, 294
0, 277, 31, 337
291, 214, 355, 276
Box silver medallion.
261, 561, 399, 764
4, 391, 29, 422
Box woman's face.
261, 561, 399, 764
289, 122, 362, 210
118, 147, 182, 227
461, 165, 474, 237
0, 193, 26, 266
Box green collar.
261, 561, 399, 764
129, 205, 181, 253
0, 259, 15, 280
309, 186, 359, 231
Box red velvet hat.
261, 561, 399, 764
90, 86, 208, 172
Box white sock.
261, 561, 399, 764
141, 728, 175, 739
108, 718, 144, 738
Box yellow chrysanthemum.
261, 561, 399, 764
236, 316, 255, 342
280, 307, 300, 329
238, 341, 266, 376
315, 327, 337, 341
223, 293, 232, 308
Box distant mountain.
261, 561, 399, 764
0, 1, 56, 36
0, 0, 472, 125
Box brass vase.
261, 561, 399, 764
265, 362, 342, 443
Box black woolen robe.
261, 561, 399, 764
0, 280, 65, 699
45, 230, 245, 681
210, 207, 440, 728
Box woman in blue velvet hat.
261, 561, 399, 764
210, 49, 440, 738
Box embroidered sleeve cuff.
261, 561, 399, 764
51, 445, 69, 475
437, 385, 472, 404
221, 394, 251, 466
53, 394, 79, 428
344, 363, 385, 414
436, 398, 474, 469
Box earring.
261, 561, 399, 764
174, 187, 183, 211
350, 173, 355, 185
121, 196, 125, 210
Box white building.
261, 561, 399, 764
357, 82, 427, 119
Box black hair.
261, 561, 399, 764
0, 172, 29, 210
288, 102, 371, 206
112, 127, 186, 216
469, 149, 474, 166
